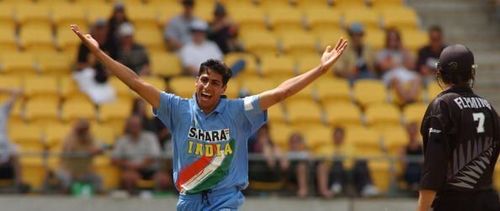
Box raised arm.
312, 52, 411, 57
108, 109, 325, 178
258, 38, 348, 110
70, 25, 162, 108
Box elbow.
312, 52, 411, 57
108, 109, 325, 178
273, 88, 290, 103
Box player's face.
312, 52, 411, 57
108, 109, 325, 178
195, 69, 226, 112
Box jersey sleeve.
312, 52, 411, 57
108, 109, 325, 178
153, 92, 183, 131
420, 99, 452, 191
241, 95, 267, 135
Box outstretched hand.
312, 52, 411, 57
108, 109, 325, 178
320, 38, 348, 71
70, 24, 99, 51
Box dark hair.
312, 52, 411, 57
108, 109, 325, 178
437, 65, 475, 88
437, 44, 475, 88
198, 59, 232, 85
428, 25, 442, 34
384, 28, 402, 49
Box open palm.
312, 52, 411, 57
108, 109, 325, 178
70, 24, 99, 50
320, 38, 348, 70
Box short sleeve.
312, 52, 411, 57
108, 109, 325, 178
153, 92, 183, 130
145, 132, 161, 158
242, 95, 267, 134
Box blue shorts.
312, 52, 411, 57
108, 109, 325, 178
176, 188, 245, 211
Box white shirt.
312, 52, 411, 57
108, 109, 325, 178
179, 41, 223, 70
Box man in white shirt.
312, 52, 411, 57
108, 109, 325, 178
179, 20, 223, 76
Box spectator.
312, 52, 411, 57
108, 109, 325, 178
316, 127, 379, 198
378, 28, 422, 105
116, 23, 151, 76
74, 19, 116, 104
179, 20, 223, 76
164, 0, 202, 51
286, 132, 310, 198
335, 23, 376, 81
0, 88, 29, 193
112, 115, 170, 194
416, 25, 446, 83
400, 122, 423, 192
106, 2, 129, 58
131, 98, 171, 153
208, 3, 242, 54
55, 119, 104, 194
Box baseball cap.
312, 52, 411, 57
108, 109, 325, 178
93, 18, 107, 28
214, 3, 227, 16
118, 22, 134, 37
114, 2, 125, 11
438, 44, 475, 73
348, 23, 364, 35
190, 20, 208, 32
182, 0, 195, 7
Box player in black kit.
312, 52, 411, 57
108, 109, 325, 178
417, 44, 500, 211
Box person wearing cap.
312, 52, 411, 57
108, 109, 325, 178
208, 3, 242, 54
418, 45, 500, 211
71, 21, 347, 210
179, 20, 223, 76
164, 0, 202, 51
116, 23, 150, 76
107, 3, 130, 59
336, 23, 376, 81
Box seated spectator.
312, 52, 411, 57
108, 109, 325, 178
55, 119, 104, 194
400, 122, 423, 192
106, 2, 129, 59
316, 127, 379, 198
378, 28, 422, 105
116, 23, 151, 76
0, 88, 29, 193
74, 19, 116, 104
286, 132, 310, 198
112, 115, 170, 194
131, 98, 171, 155
416, 25, 446, 83
164, 0, 202, 51
208, 3, 243, 54
179, 20, 223, 76
335, 23, 376, 81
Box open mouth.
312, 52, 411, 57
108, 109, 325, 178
200, 92, 212, 100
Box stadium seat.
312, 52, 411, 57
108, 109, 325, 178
23, 76, 60, 101
353, 79, 388, 107
284, 85, 315, 104
0, 27, 17, 53
7, 100, 23, 126
401, 29, 428, 52
345, 126, 383, 157
343, 8, 380, 30
94, 156, 121, 190
51, 3, 87, 29
36, 52, 72, 76
134, 27, 165, 52
15, 3, 51, 27
8, 122, 44, 152
304, 8, 342, 30
92, 123, 117, 146
294, 0, 330, 9
379, 125, 409, 156
259, 55, 295, 79
267, 7, 305, 32
85, 3, 112, 25
149, 52, 182, 77
61, 98, 97, 123
20, 156, 47, 190
426, 81, 442, 101
287, 100, 323, 128
141, 76, 167, 91
0, 75, 22, 100
324, 102, 362, 127
224, 53, 259, 77
315, 77, 352, 104
403, 102, 427, 125
380, 6, 420, 31
316, 28, 349, 49
156, 3, 183, 26
364, 103, 402, 129
109, 77, 135, 100
60, 77, 88, 101
0, 3, 15, 29
19, 25, 56, 53
279, 31, 318, 58
240, 77, 276, 95
302, 124, 332, 154
368, 159, 391, 192
0, 52, 37, 76
56, 25, 82, 55
267, 103, 287, 124
231, 6, 267, 32
333, 0, 366, 8
128, 5, 160, 30
369, 0, 404, 8
240, 30, 278, 56
169, 76, 196, 98
99, 100, 132, 134
44, 123, 72, 150
223, 80, 240, 99
295, 53, 321, 75
24, 99, 60, 126
268, 122, 295, 150
364, 28, 385, 51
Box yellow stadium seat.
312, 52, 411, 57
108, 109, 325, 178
94, 156, 121, 190
150, 52, 182, 77
85, 3, 112, 25
0, 3, 15, 29
380, 6, 420, 31
334, 0, 366, 8
279, 31, 318, 57
157, 3, 183, 26
346, 126, 383, 157
8, 122, 44, 151
403, 102, 427, 125
20, 157, 47, 190
240, 77, 276, 95
61, 99, 97, 123
0, 52, 37, 76
194, 5, 214, 22
304, 8, 342, 30
36, 52, 72, 76
259, 55, 295, 78
92, 123, 117, 146
269, 122, 295, 150
25, 99, 59, 126
19, 25, 55, 53
426, 81, 442, 101
56, 25, 82, 54
287, 100, 323, 128
316, 28, 349, 49
368, 159, 391, 192
294, 0, 330, 8
284, 85, 315, 104
44, 123, 72, 150
365, 103, 402, 129
401, 29, 428, 52
379, 125, 408, 156
0, 27, 17, 53
364, 28, 385, 51
24, 76, 59, 101
7, 100, 23, 126
315, 77, 351, 104
109, 77, 134, 100
51, 3, 87, 29
60, 77, 88, 101
267, 103, 287, 124
240, 30, 278, 56
295, 53, 321, 75
495, 163, 500, 191
267, 8, 304, 32
370, 0, 403, 8
390, 81, 424, 106
135, 27, 165, 52
353, 79, 388, 107
142, 76, 167, 91
15, 3, 51, 26
343, 8, 380, 30
257, 0, 291, 8
324, 102, 362, 127
224, 53, 259, 77
302, 124, 332, 154
128, 5, 160, 30
231, 6, 266, 31
0, 75, 22, 98
99, 100, 132, 133
169, 76, 196, 98
224, 80, 240, 99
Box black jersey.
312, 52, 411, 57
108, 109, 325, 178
420, 86, 500, 192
